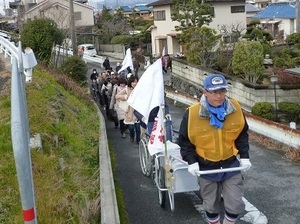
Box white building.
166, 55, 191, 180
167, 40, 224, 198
148, 0, 247, 57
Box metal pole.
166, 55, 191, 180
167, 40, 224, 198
69, 0, 77, 55
11, 57, 37, 224
297, 0, 300, 33
273, 82, 278, 121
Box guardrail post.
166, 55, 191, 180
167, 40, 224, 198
0, 35, 38, 223
23, 47, 37, 83
11, 57, 37, 224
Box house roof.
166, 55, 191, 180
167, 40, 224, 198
285, 68, 300, 75
148, 0, 245, 6
119, 6, 133, 12
252, 3, 296, 19
245, 3, 260, 13
147, 0, 172, 7
134, 5, 151, 11
25, 0, 93, 13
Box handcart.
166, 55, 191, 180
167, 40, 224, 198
154, 150, 249, 211
138, 114, 249, 211
138, 114, 174, 178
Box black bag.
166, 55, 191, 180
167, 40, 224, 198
109, 109, 118, 122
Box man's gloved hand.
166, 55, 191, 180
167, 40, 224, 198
239, 158, 252, 171
188, 162, 200, 176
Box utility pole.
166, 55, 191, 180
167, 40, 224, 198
69, 0, 77, 55
297, 0, 300, 33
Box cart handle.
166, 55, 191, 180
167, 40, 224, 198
169, 155, 249, 175
195, 166, 248, 175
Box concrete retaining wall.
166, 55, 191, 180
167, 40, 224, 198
171, 59, 300, 112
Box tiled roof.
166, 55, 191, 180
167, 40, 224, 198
119, 6, 133, 12
285, 68, 300, 75
252, 3, 296, 19
246, 3, 260, 13
147, 0, 171, 7
135, 5, 151, 11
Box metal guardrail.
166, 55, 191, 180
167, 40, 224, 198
165, 88, 300, 148
54, 45, 104, 66
0, 32, 38, 224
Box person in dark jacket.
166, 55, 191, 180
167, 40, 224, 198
103, 57, 110, 70
178, 74, 252, 224
90, 69, 99, 99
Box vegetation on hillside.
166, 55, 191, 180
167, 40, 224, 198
0, 66, 100, 222
20, 18, 64, 65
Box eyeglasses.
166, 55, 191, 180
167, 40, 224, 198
205, 89, 227, 96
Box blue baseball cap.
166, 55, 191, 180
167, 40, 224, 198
204, 74, 227, 91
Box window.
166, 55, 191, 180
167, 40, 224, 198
231, 6, 245, 13
153, 10, 165, 21
74, 11, 82, 20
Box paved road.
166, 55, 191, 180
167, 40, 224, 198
88, 57, 300, 224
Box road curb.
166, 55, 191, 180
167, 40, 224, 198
97, 104, 120, 224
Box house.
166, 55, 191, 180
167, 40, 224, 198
22, 0, 94, 30
117, 5, 152, 20
118, 6, 134, 17
246, 2, 260, 24
252, 2, 296, 41
246, 0, 275, 11
147, 0, 247, 57
133, 5, 152, 20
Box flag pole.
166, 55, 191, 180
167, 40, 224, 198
162, 103, 171, 189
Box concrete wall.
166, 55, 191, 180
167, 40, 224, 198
170, 58, 300, 112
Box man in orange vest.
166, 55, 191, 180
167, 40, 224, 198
178, 74, 252, 224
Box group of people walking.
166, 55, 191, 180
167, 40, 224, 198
90, 54, 251, 224
90, 61, 141, 144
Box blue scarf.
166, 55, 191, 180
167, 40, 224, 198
206, 101, 227, 129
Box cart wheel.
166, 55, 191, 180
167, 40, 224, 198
157, 166, 166, 207
138, 138, 152, 177
168, 190, 175, 212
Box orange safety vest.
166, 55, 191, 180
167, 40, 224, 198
188, 99, 245, 162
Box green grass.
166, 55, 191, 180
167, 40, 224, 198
0, 66, 101, 223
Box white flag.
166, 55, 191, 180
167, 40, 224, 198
162, 47, 165, 57
127, 59, 164, 124
118, 48, 134, 74
147, 106, 164, 155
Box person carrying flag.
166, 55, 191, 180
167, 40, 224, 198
178, 74, 251, 224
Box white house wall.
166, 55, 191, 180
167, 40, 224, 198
151, 4, 179, 57
209, 2, 247, 32
24, 0, 94, 29
271, 19, 295, 36
150, 1, 247, 57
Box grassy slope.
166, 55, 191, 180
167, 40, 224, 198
0, 66, 101, 223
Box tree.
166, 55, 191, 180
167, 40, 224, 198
243, 20, 273, 42
216, 22, 246, 73
184, 26, 221, 67
21, 18, 64, 65
232, 41, 264, 83
171, 0, 214, 44
286, 33, 300, 48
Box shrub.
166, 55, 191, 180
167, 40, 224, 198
59, 56, 88, 84
20, 18, 64, 65
286, 33, 300, 46
252, 102, 275, 121
278, 102, 300, 122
